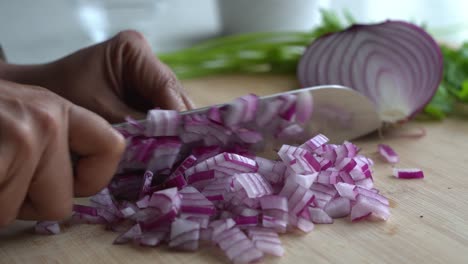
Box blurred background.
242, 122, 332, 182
1, 0, 468, 64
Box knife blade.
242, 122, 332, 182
113, 85, 380, 144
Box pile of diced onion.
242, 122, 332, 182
36, 93, 394, 264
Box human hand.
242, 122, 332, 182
1, 30, 194, 123
0, 79, 125, 227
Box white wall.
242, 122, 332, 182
0, 0, 467, 63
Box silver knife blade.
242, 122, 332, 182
113, 85, 381, 144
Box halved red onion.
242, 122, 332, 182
393, 168, 424, 179
298, 21, 443, 123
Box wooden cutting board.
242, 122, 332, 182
1, 74, 468, 264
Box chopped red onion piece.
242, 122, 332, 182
378, 144, 399, 164
147, 187, 181, 216
324, 197, 351, 218
319, 158, 333, 171
393, 168, 424, 179
139, 170, 154, 199
302, 134, 329, 151
278, 145, 320, 174
169, 218, 200, 251
185, 153, 257, 180
335, 182, 358, 200
308, 207, 334, 224
275, 123, 304, 139
222, 94, 259, 128
287, 172, 318, 189
279, 180, 315, 216
292, 216, 315, 233
235, 128, 263, 144
339, 171, 355, 185
278, 94, 297, 121
208, 106, 223, 124
209, 218, 236, 238
349, 167, 367, 181
192, 146, 222, 162
180, 186, 216, 216
146, 137, 182, 173
114, 224, 142, 244
234, 215, 259, 227
256, 98, 284, 127
351, 195, 390, 221
145, 109, 180, 137
310, 183, 338, 196
316, 170, 338, 185
231, 173, 273, 198
255, 157, 286, 184
355, 178, 374, 189
119, 201, 138, 218
136, 231, 167, 247
213, 227, 264, 263
164, 172, 188, 190
356, 186, 389, 205
337, 157, 357, 173
35, 221, 60, 235
173, 155, 197, 175
247, 227, 284, 256
184, 114, 232, 145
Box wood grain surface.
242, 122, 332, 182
1, 74, 467, 264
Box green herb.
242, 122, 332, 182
158, 10, 345, 79
421, 43, 468, 119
